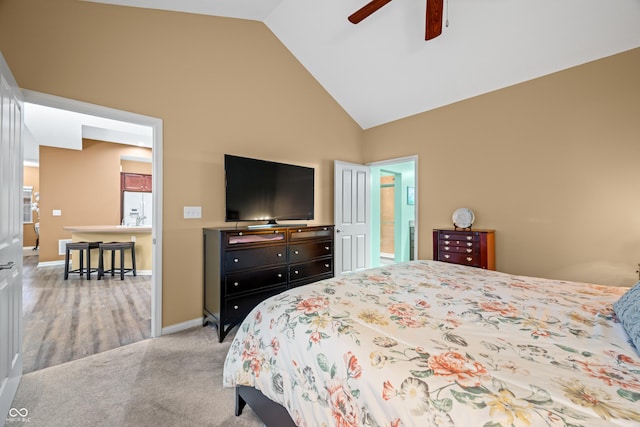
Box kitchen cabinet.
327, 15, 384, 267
121, 173, 152, 192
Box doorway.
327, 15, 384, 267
21, 90, 163, 355
333, 156, 417, 274
369, 157, 417, 268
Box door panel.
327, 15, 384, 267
0, 52, 23, 423
334, 161, 370, 275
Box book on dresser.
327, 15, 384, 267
432, 228, 495, 270
203, 225, 334, 342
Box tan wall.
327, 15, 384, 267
362, 48, 640, 287
4, 0, 634, 330
23, 166, 39, 246
0, 0, 362, 327
38, 140, 153, 262
121, 160, 152, 175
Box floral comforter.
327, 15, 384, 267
223, 260, 640, 426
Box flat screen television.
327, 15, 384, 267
224, 154, 314, 225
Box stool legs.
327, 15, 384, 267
98, 242, 136, 280
64, 248, 70, 280
64, 242, 100, 280
131, 247, 137, 277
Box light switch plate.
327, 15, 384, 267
184, 206, 202, 219
52, 209, 62, 216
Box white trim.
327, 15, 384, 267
22, 89, 164, 338
37, 260, 66, 267
161, 318, 204, 335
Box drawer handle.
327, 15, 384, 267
466, 243, 473, 247
466, 249, 472, 253
325, 264, 330, 268
277, 253, 282, 257
325, 246, 330, 250
444, 246, 450, 251
444, 234, 450, 239
277, 273, 282, 278
233, 258, 239, 263
444, 254, 450, 259
233, 305, 239, 310
466, 257, 473, 262
294, 250, 299, 255
444, 240, 450, 245
294, 270, 299, 275
466, 236, 472, 240
233, 282, 239, 287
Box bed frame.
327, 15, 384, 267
235, 386, 297, 427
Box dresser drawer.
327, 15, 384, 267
438, 252, 480, 267
225, 266, 287, 296
439, 244, 478, 254
224, 285, 287, 322
438, 231, 475, 241
290, 259, 333, 282
289, 240, 333, 263
225, 245, 287, 271
440, 240, 477, 249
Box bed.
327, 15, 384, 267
223, 260, 640, 426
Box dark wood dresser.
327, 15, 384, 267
433, 228, 495, 270
203, 225, 334, 342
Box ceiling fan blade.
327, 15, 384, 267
348, 0, 392, 24
425, 0, 444, 40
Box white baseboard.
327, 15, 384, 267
161, 317, 203, 336
37, 260, 65, 267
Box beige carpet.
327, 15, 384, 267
9, 326, 264, 427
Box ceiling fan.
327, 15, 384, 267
348, 0, 445, 40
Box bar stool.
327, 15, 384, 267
64, 241, 101, 280
98, 241, 137, 280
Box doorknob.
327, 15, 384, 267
336, 229, 341, 233
0, 261, 16, 270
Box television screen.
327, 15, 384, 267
225, 154, 314, 224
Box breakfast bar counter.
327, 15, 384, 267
63, 225, 152, 273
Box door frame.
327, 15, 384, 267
22, 90, 163, 338
367, 155, 419, 264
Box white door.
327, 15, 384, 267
0, 53, 24, 423
334, 161, 370, 275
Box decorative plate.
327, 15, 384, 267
452, 208, 475, 229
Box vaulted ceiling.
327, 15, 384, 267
84, 0, 640, 129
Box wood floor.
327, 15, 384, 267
21, 254, 151, 374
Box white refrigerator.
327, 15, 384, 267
122, 191, 152, 226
